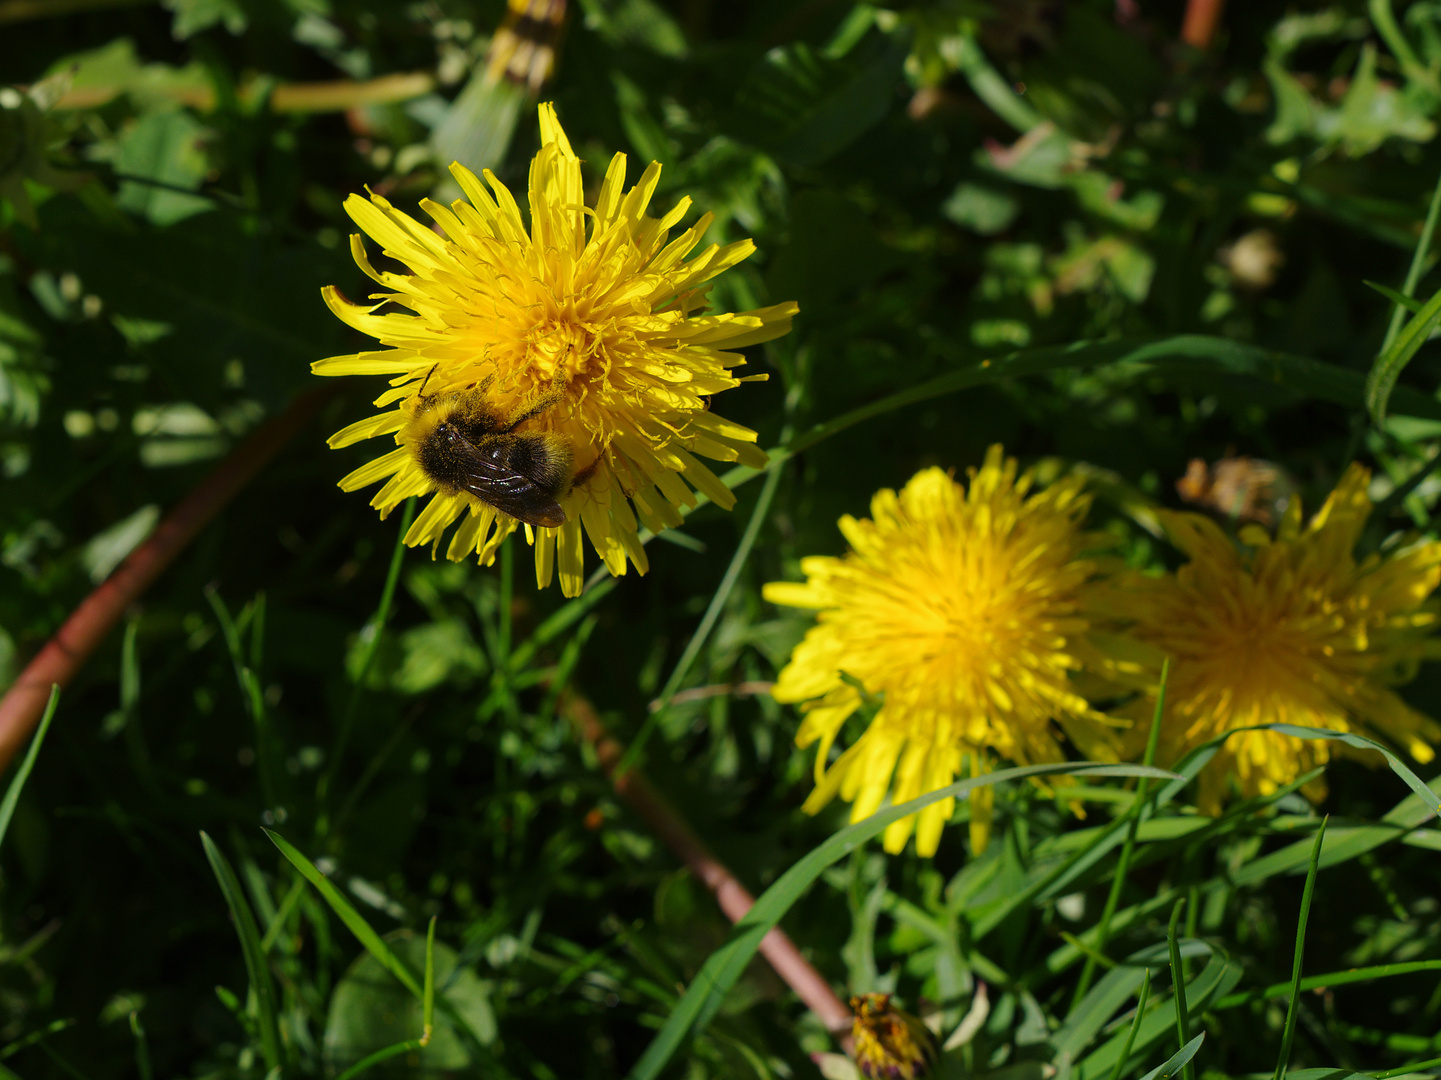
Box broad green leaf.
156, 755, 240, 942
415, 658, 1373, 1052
163, 0, 246, 39
736, 35, 908, 169
324, 932, 495, 1076
115, 111, 213, 226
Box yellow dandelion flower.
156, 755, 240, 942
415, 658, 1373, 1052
850, 993, 936, 1080
314, 103, 796, 596
1109, 463, 1441, 813
763, 447, 1121, 857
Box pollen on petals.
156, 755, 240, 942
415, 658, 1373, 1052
766, 446, 1124, 857
314, 102, 796, 596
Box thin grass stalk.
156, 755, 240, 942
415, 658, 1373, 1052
333, 1040, 425, 1080
1216, 958, 1441, 1009
200, 832, 284, 1074
1108, 968, 1152, 1080
614, 458, 784, 778
421, 916, 437, 1047
318, 496, 416, 836
0, 685, 58, 853
1167, 899, 1192, 1080
1075, 659, 1170, 1004
1380, 157, 1441, 358
1273, 816, 1329, 1080
1374, 1054, 1441, 1078
127, 1013, 152, 1080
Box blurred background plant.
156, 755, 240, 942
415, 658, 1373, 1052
6, 0, 1441, 1078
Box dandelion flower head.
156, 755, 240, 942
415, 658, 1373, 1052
764, 448, 1120, 857
849, 993, 936, 1080
1111, 463, 1441, 813
314, 103, 796, 596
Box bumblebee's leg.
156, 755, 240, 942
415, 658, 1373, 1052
500, 381, 567, 432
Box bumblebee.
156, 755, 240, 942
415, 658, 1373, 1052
404, 376, 576, 529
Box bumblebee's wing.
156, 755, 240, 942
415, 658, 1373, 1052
457, 441, 569, 529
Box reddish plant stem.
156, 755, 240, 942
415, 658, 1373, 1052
0, 386, 336, 772
566, 694, 855, 1043
1181, 0, 1226, 49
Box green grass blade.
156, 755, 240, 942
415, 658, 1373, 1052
259, 873, 307, 954
127, 1013, 152, 1080
349, 497, 413, 693
1373, 1054, 1441, 1078
615, 459, 784, 777
1274, 817, 1329, 1080
1073, 949, 1241, 1080
762, 335, 1441, 473
199, 832, 283, 1074
1366, 280, 1426, 316
1109, 969, 1152, 1080
421, 915, 436, 1047
1215, 959, 1441, 1009
1139, 1034, 1205, 1080
263, 828, 422, 998
1236, 807, 1439, 885
625, 761, 1177, 1080
333, 1039, 424, 1080
1024, 721, 1424, 988
319, 496, 416, 833
1167, 900, 1192, 1080
1366, 282, 1441, 424
952, 24, 1044, 132
507, 578, 616, 673
1379, 164, 1441, 355
1266, 726, 1441, 812
0, 685, 58, 855
1054, 964, 1148, 1060
0, 1019, 75, 1061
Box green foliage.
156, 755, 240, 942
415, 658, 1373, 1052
5, 2, 1441, 1080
